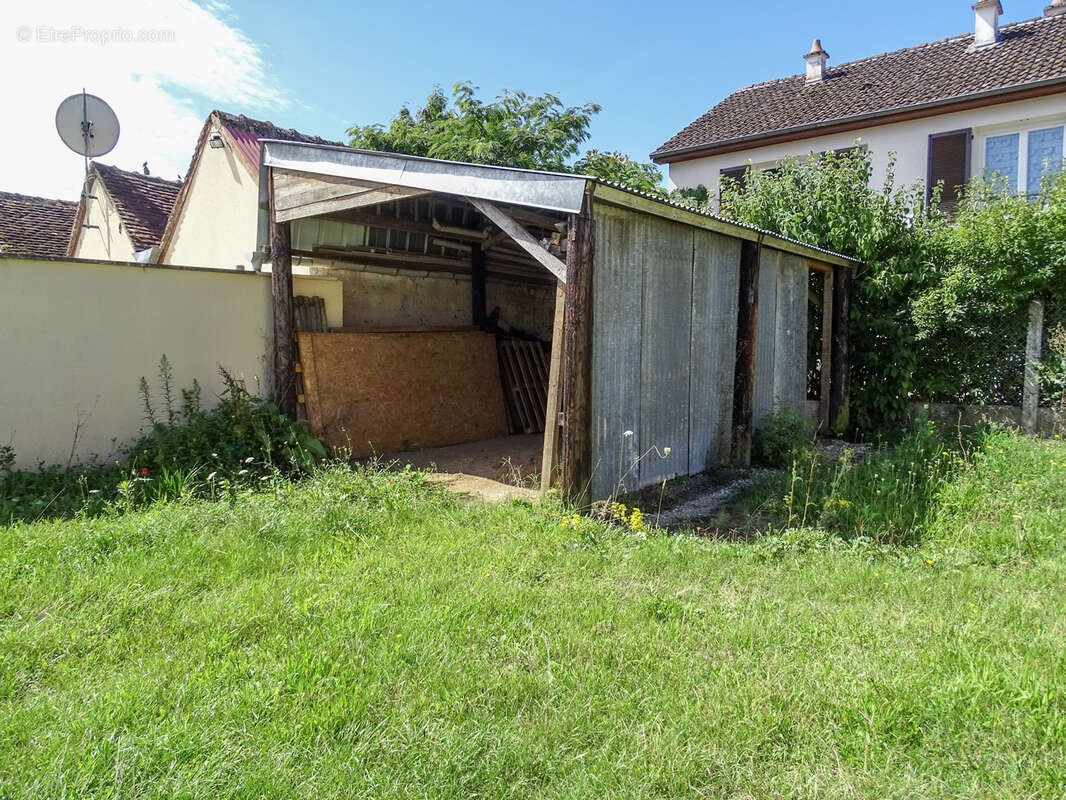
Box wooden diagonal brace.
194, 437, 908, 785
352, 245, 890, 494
465, 196, 568, 283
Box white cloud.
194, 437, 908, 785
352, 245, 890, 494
1, 0, 285, 199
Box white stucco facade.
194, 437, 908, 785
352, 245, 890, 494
667, 93, 1066, 201
71, 175, 136, 261
163, 136, 260, 270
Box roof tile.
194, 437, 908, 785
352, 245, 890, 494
654, 13, 1066, 159
0, 192, 77, 258
92, 163, 181, 251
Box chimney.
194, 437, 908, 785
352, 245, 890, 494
973, 0, 1002, 48
1047, 0, 1066, 17
805, 39, 829, 83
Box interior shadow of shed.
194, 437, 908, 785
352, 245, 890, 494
257, 143, 858, 504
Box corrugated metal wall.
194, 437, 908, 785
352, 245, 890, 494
754, 250, 808, 427
590, 204, 741, 500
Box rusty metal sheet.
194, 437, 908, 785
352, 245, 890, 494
639, 215, 693, 488
590, 204, 644, 500
689, 229, 741, 473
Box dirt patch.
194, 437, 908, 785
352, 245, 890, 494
423, 472, 539, 503
386, 434, 543, 487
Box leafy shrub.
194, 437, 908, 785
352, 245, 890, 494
0, 359, 326, 524
720, 148, 940, 434
753, 406, 814, 467
132, 359, 326, 478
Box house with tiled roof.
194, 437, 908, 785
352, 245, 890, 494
69, 163, 181, 262
654, 1, 1066, 212
0, 192, 77, 258
159, 110, 340, 270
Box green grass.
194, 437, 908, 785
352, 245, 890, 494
2, 432, 1065, 798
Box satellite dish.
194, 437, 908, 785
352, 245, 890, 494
55, 92, 120, 158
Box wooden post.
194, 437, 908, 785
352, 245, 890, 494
471, 242, 487, 329
560, 192, 595, 507
268, 170, 297, 418
819, 268, 834, 427
1022, 298, 1045, 434
828, 264, 851, 434
541, 281, 566, 493
732, 237, 761, 466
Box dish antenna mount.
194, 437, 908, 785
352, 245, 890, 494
55, 90, 120, 188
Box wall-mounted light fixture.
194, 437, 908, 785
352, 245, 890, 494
208, 131, 225, 149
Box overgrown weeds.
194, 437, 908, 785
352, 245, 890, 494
0, 358, 325, 524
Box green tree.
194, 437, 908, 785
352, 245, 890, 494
575, 149, 664, 194
719, 149, 942, 433
348, 82, 600, 172
910, 170, 1066, 404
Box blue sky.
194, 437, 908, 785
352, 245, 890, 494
4, 0, 1055, 198
228, 0, 1054, 162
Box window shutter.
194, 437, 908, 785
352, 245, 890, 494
719, 165, 749, 201
927, 129, 972, 213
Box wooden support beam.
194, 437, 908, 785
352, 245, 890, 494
828, 263, 851, 434
269, 171, 297, 418
1022, 298, 1045, 434
275, 186, 432, 223
541, 282, 566, 493
466, 196, 568, 283
819, 269, 834, 428
732, 237, 761, 466
471, 243, 487, 328
560, 192, 595, 506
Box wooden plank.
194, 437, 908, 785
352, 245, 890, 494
269, 171, 297, 419
273, 171, 384, 211
541, 282, 566, 493
732, 237, 761, 466
466, 196, 568, 283
819, 269, 833, 426
512, 343, 546, 429
275, 185, 432, 223
1023, 299, 1045, 434
298, 331, 508, 456
560, 192, 595, 506
500, 341, 536, 434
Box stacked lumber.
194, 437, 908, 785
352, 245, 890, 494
497, 338, 550, 434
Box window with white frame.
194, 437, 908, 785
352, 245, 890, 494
979, 120, 1066, 195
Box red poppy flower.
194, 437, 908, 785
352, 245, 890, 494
141, 467, 149, 475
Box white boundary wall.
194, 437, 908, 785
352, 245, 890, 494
0, 255, 341, 469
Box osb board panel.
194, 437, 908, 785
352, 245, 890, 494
298, 331, 509, 457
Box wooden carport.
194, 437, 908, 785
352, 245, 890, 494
256, 142, 858, 505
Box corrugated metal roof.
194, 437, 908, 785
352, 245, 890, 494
256, 140, 859, 264
216, 111, 341, 174
592, 179, 860, 264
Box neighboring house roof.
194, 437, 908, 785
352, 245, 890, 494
0, 191, 77, 257
653, 12, 1066, 162
89, 163, 181, 251
158, 110, 340, 261
214, 110, 341, 174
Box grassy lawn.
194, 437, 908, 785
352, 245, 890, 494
1, 430, 1065, 798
